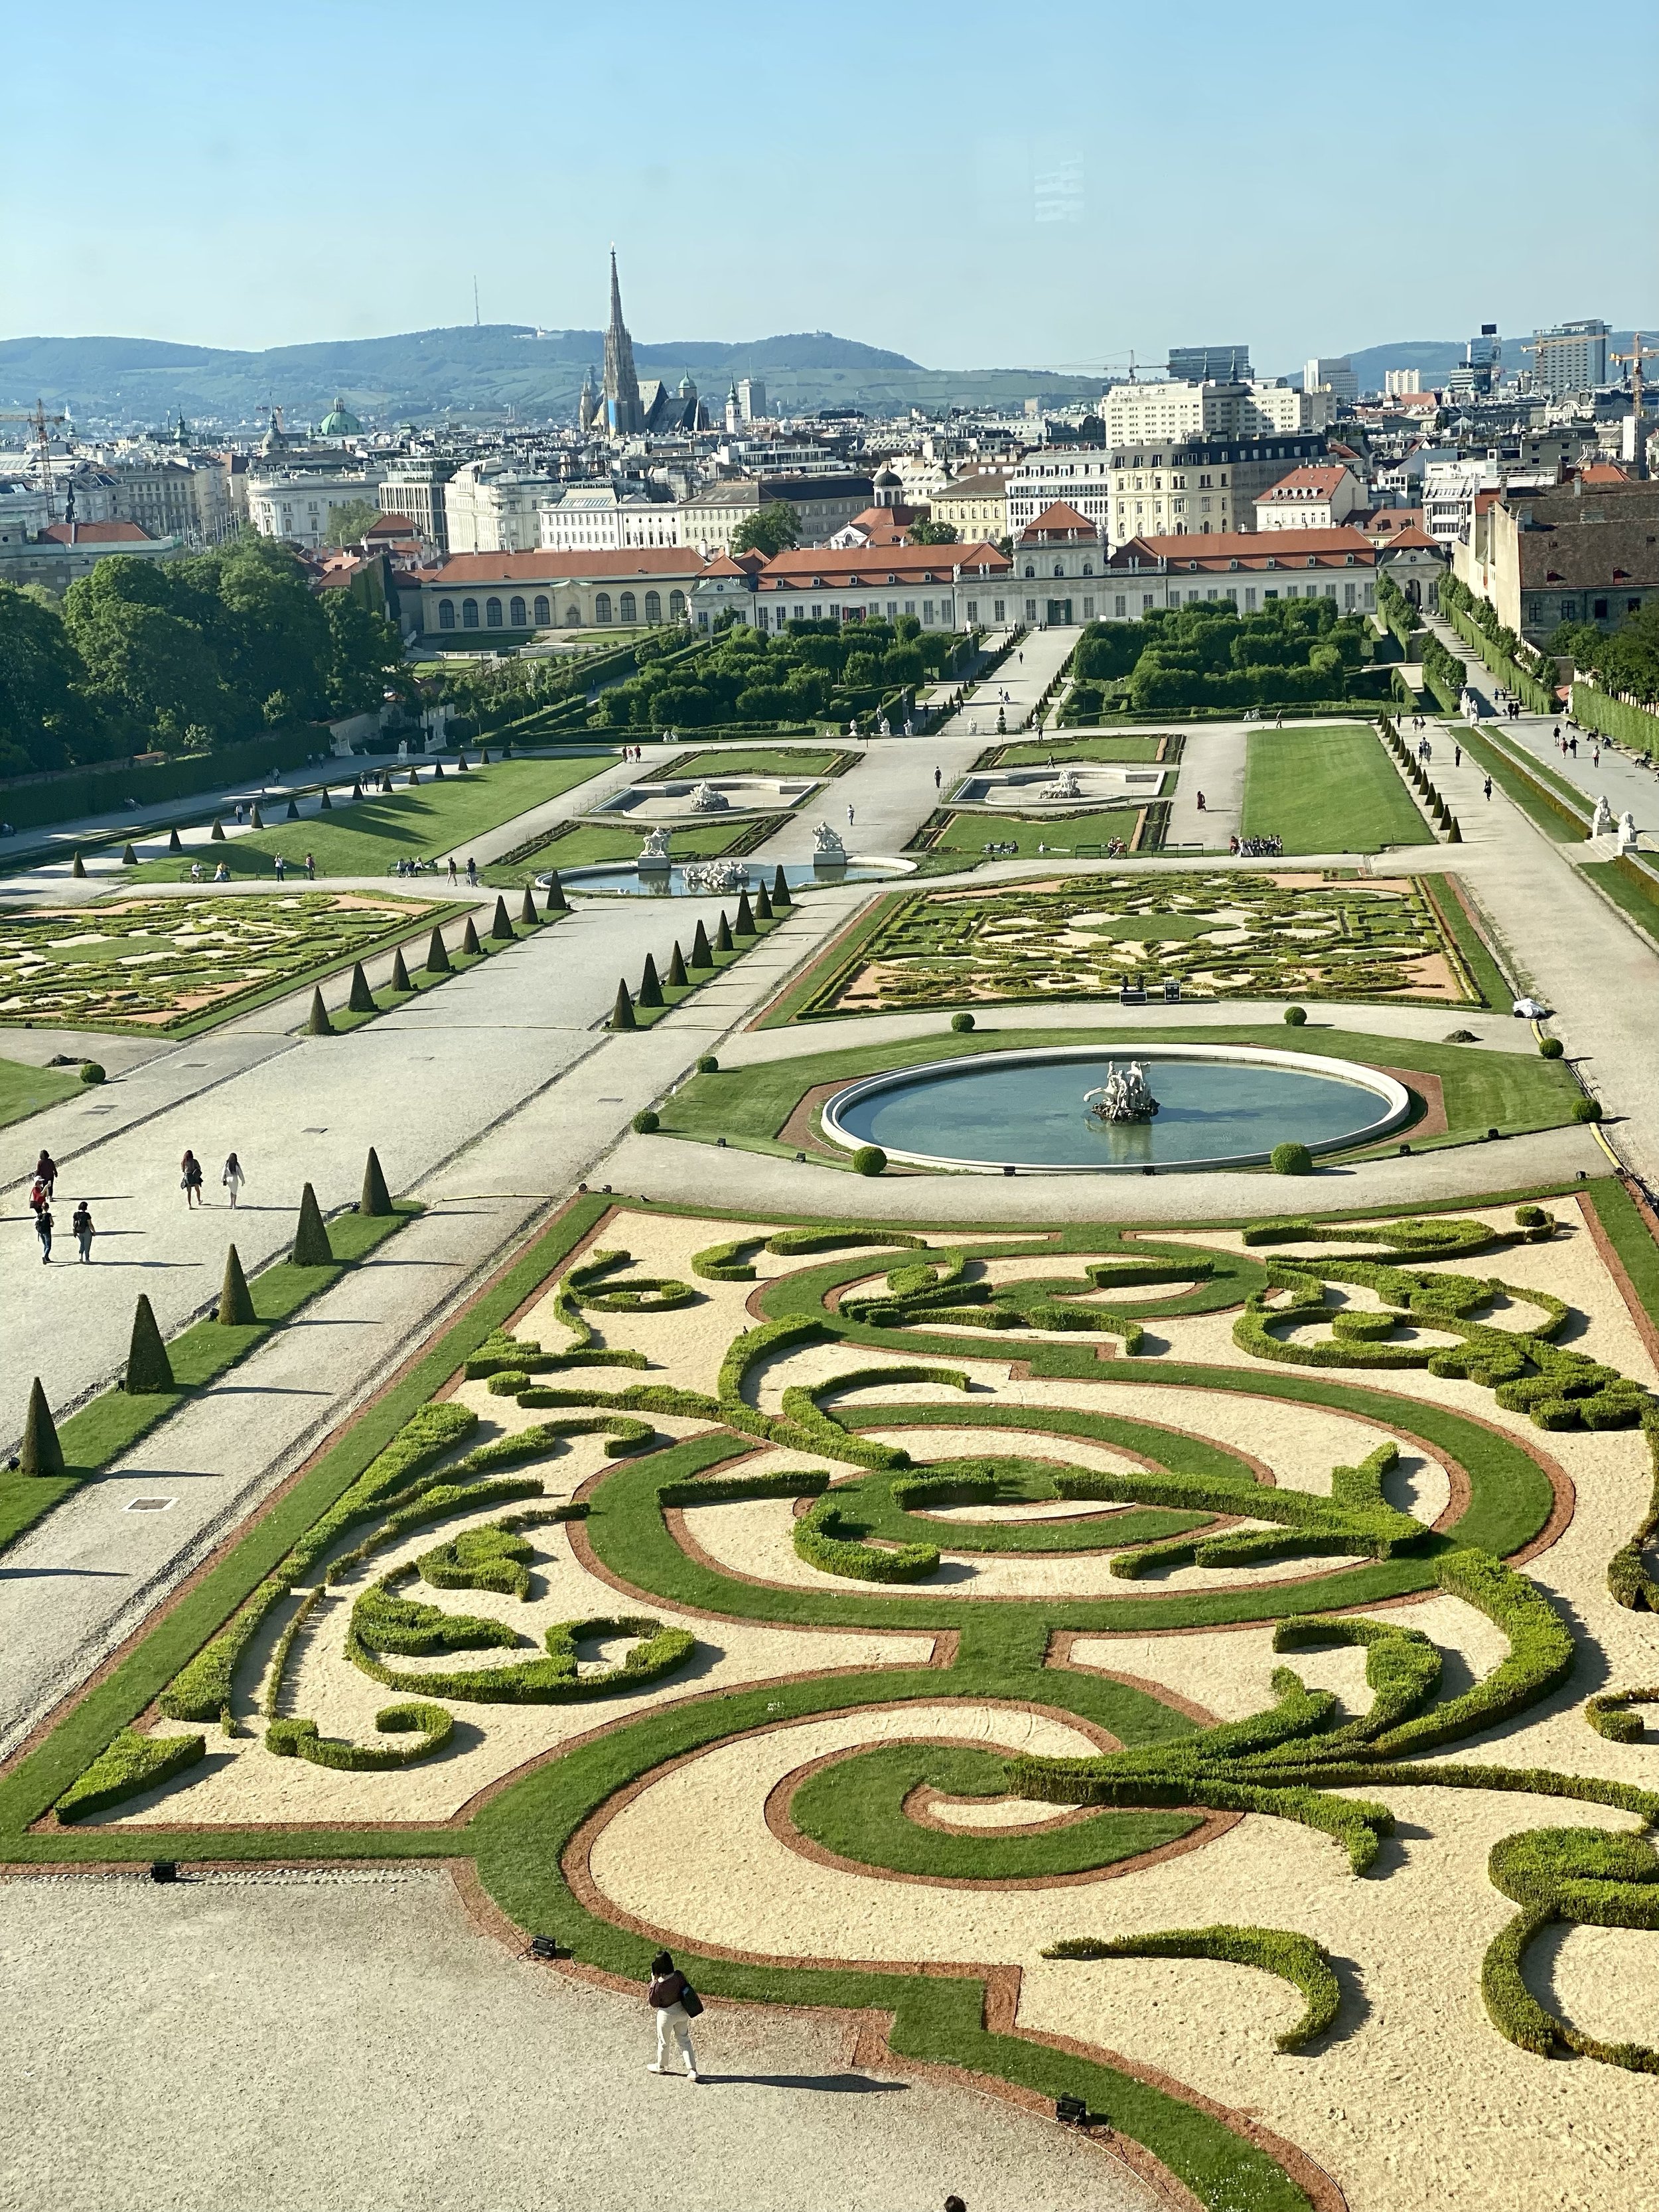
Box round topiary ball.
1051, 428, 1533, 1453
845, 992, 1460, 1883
1271, 1141, 1314, 1175
1283, 1005, 1307, 1027
696, 1055, 719, 1074
1573, 1096, 1604, 1122
632, 1108, 660, 1134
79, 1061, 106, 1085
852, 1144, 888, 1177
1538, 1037, 1564, 1059
951, 1011, 975, 1032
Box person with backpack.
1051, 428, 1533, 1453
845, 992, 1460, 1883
35, 1199, 53, 1264
180, 1149, 204, 1207
645, 1951, 701, 2081
72, 1199, 94, 1262
34, 1149, 57, 1201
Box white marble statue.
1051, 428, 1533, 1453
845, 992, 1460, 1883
1038, 767, 1084, 800
687, 780, 729, 812
638, 826, 673, 865
1592, 794, 1617, 838
1618, 810, 1641, 854
812, 821, 847, 857
682, 857, 751, 893
1083, 1061, 1161, 1123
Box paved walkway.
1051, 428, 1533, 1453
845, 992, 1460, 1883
0, 1871, 1147, 2212
936, 625, 1081, 742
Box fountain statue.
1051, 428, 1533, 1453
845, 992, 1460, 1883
1619, 810, 1641, 854
687, 780, 730, 812
812, 821, 847, 857
1083, 1062, 1161, 1123
638, 826, 672, 869
1592, 794, 1617, 838
1037, 767, 1084, 801
682, 857, 751, 893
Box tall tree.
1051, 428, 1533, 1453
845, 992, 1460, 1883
0, 583, 95, 775
325, 499, 384, 550
731, 501, 800, 557
320, 591, 403, 716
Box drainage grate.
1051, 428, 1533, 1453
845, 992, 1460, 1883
125, 1497, 175, 1512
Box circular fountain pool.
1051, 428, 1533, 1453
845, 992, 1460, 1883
821, 1045, 1411, 1174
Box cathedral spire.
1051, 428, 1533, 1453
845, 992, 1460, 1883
602, 246, 642, 437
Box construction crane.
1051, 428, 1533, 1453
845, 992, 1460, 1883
1612, 334, 1659, 479
0, 398, 71, 510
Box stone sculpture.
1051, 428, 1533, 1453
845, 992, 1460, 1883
638, 826, 672, 867
1084, 1062, 1161, 1123
812, 822, 847, 858
1592, 794, 1616, 838
687, 781, 729, 812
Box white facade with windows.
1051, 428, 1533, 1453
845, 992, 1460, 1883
415, 549, 701, 636
1098, 527, 1378, 620
444, 461, 561, 553
250, 468, 384, 551
1103, 380, 1333, 448
537, 484, 682, 551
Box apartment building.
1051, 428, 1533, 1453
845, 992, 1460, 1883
1103, 380, 1333, 447
1254, 465, 1364, 532
1098, 526, 1378, 620
1009, 432, 1327, 546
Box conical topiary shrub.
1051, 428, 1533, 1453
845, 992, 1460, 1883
169, 828, 182, 852
71, 851, 86, 878
319, 787, 333, 811
715, 911, 733, 954
20, 1378, 63, 1476
218, 1244, 257, 1327
425, 927, 450, 974
210, 819, 226, 842
250, 805, 265, 829
361, 1147, 393, 1217
287, 798, 300, 820
122, 843, 137, 866
638, 952, 663, 1007
391, 946, 412, 991
461, 915, 480, 956
490, 895, 514, 941
479, 747, 490, 765
125, 1294, 175, 1394
772, 865, 790, 908
348, 962, 376, 1014
668, 940, 688, 988
520, 883, 538, 925
407, 768, 419, 788
611, 978, 637, 1031
691, 919, 712, 970
433, 761, 445, 781
457, 752, 469, 772
307, 987, 333, 1035
735, 890, 755, 936
293, 1182, 334, 1266
1447, 818, 1462, 842
756, 882, 773, 922
543, 869, 567, 912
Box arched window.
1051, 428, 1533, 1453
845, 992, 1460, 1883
462, 599, 479, 628
1023, 563, 1035, 579
534, 595, 550, 625
1082, 561, 1094, 576
1053, 561, 1064, 577
486, 597, 503, 627
668, 589, 685, 617
644, 589, 662, 623
509, 595, 526, 627
565, 603, 581, 626
619, 591, 636, 622
438, 599, 456, 629
594, 591, 612, 623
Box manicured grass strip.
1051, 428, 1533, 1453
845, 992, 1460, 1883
125, 756, 609, 883
978, 734, 1171, 768
917, 806, 1147, 858
482, 816, 754, 887
754, 889, 913, 1029
657, 1022, 1583, 1163
1588, 1176, 1659, 1327
639, 747, 851, 781
790, 1741, 1198, 1877
1240, 725, 1430, 853
0, 1055, 83, 1130
1454, 727, 1582, 844
1580, 860, 1659, 943
0, 1205, 419, 1556
1420, 875, 1510, 1009
624, 909, 785, 1031
0, 1195, 611, 1835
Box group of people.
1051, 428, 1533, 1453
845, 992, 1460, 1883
1230, 833, 1283, 857
26, 1151, 93, 1266
179, 1150, 245, 1208
1551, 723, 1598, 768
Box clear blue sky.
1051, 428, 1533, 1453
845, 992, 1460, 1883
5, 0, 1655, 372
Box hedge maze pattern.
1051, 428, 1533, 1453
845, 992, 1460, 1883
16, 1188, 1659, 2212
798, 871, 1480, 1019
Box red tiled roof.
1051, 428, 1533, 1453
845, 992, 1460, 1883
1375, 526, 1439, 552
419, 548, 707, 585
366, 512, 416, 538
1258, 465, 1352, 502
39, 519, 153, 544
756, 541, 1009, 591
1019, 500, 1098, 540
1577, 463, 1630, 485
1112, 526, 1376, 572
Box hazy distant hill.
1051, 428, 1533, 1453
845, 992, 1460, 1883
0, 325, 1096, 429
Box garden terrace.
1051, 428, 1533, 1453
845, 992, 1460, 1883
12, 1180, 1659, 2212
1062, 601, 1392, 722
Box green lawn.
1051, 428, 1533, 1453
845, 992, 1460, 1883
1241, 725, 1430, 853
986, 734, 1169, 768
126, 756, 612, 883
924, 807, 1145, 857
0, 1056, 82, 1130
656, 1021, 1582, 1163
482, 817, 754, 885
1580, 859, 1659, 939
1454, 727, 1585, 843
644, 747, 848, 780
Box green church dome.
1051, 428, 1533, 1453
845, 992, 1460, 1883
319, 396, 363, 437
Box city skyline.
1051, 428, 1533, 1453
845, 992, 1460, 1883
4, 0, 1654, 370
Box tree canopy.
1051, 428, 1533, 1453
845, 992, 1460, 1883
325, 499, 384, 550
731, 501, 800, 558
906, 519, 959, 545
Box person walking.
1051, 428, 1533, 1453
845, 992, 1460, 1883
222, 1151, 246, 1207
34, 1149, 57, 1201
467, 855, 478, 887
35, 1200, 53, 1264
1454, 744, 1462, 769
180, 1149, 204, 1208
1483, 776, 1493, 802
933, 765, 942, 792
1196, 791, 1207, 812
447, 857, 458, 887
646, 1951, 701, 2081
273, 853, 287, 881
72, 1199, 94, 1262
303, 851, 317, 881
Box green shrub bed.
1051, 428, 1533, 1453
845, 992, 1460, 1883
267, 1702, 455, 1770
56, 1729, 206, 1822
1045, 1925, 1340, 2051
